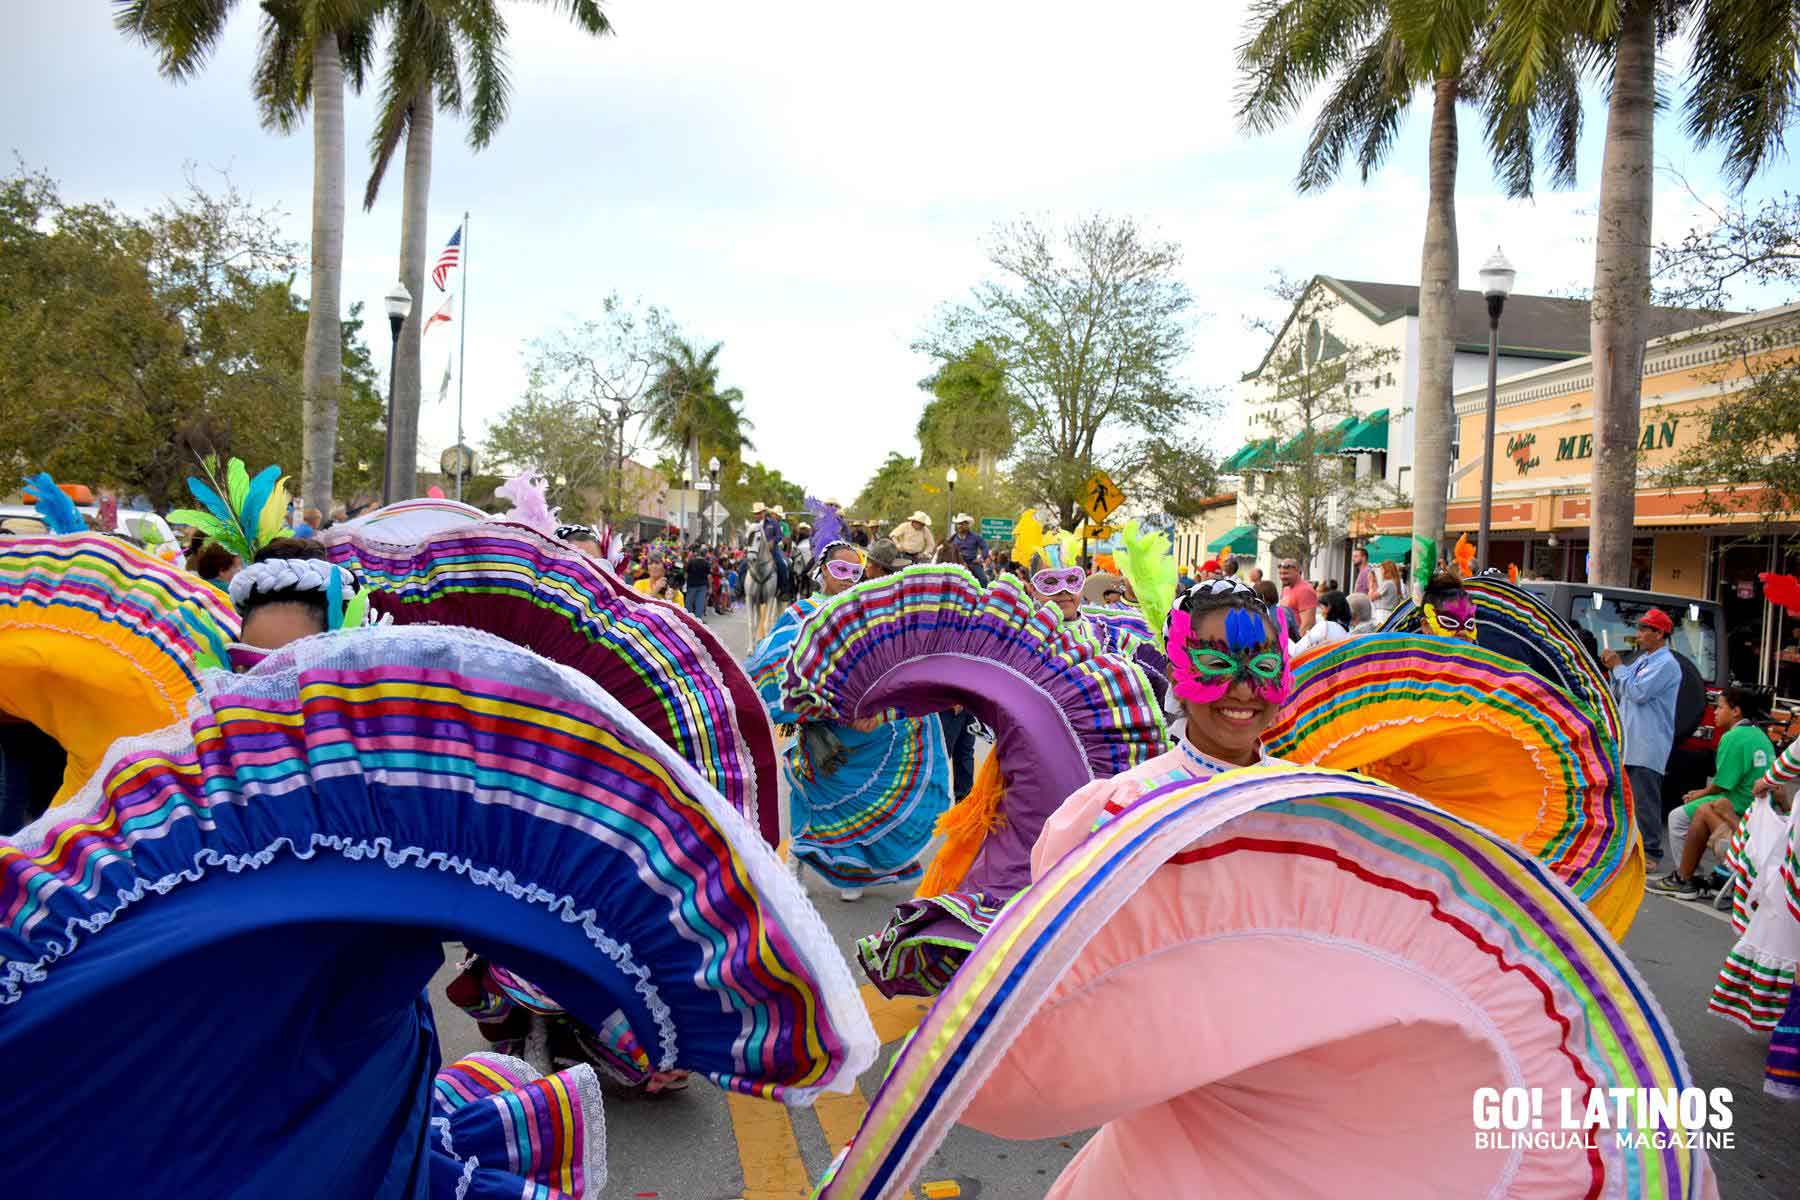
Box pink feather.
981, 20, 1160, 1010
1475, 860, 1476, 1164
494, 471, 560, 537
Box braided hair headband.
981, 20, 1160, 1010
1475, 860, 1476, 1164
229, 558, 368, 630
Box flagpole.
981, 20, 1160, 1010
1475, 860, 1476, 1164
454, 211, 469, 502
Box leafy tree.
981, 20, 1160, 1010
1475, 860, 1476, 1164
1118, 433, 1223, 523
915, 342, 1024, 474
1236, 0, 1579, 589
917, 215, 1213, 530
1485, 0, 1800, 583
503, 296, 674, 525
1654, 189, 1800, 525
0, 167, 384, 509
114, 0, 381, 515
362, 0, 614, 501
853, 452, 925, 526
482, 389, 614, 522
1241, 278, 1400, 571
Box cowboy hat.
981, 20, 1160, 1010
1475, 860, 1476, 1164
752, 501, 766, 514
908, 511, 932, 526
953, 513, 973, 525
773, 506, 786, 518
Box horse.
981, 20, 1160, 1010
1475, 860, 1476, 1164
745, 524, 782, 644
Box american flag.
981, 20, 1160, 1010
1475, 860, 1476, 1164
431, 225, 462, 290
424, 292, 455, 333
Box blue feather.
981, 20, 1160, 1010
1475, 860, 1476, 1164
325, 565, 343, 630
1225, 606, 1269, 651
240, 465, 282, 547
185, 476, 239, 534
23, 473, 86, 535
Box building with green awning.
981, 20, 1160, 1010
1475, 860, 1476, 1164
1207, 524, 1258, 555
1335, 409, 1389, 455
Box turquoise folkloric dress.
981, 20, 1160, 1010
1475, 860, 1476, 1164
749, 599, 952, 889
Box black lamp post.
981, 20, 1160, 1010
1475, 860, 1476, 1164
1476, 247, 1516, 572
945, 466, 957, 534
381, 281, 413, 505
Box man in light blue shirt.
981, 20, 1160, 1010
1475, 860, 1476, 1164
1601, 608, 1681, 864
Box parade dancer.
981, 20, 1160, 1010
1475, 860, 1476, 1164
777, 564, 1166, 996
0, 473, 238, 830
747, 504, 951, 900
0, 626, 875, 1197
811, 574, 1712, 1200
1710, 740, 1800, 1100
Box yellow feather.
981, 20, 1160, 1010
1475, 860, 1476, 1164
258, 476, 292, 544
1010, 509, 1045, 569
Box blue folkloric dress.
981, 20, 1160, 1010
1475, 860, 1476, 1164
749, 599, 952, 889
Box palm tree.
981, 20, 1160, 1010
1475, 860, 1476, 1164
646, 338, 753, 538
1236, 0, 1576, 591
362, 0, 612, 502
1488, 0, 1800, 584
115, 0, 379, 517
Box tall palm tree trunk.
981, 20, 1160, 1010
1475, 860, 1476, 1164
1589, 1, 1655, 586
1410, 75, 1460, 594
387, 86, 434, 503
301, 40, 347, 518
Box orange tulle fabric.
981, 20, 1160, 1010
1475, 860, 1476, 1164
915, 753, 1006, 899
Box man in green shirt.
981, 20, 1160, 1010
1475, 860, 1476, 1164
1649, 686, 1776, 899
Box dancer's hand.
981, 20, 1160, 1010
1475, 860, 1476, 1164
849, 715, 883, 733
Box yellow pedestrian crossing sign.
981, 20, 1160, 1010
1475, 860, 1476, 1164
1081, 471, 1123, 524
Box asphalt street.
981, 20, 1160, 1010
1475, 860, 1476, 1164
424, 604, 1797, 1199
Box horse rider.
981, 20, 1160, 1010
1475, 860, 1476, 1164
757, 502, 790, 597
890, 511, 936, 562
947, 513, 989, 584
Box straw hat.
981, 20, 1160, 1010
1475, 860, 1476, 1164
953, 512, 973, 525
773, 506, 786, 518
751, 501, 766, 514
908, 511, 932, 526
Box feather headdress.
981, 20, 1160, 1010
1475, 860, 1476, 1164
22, 473, 87, 535
1009, 509, 1046, 569
494, 471, 560, 537
167, 456, 292, 564
806, 495, 849, 554
1116, 519, 1177, 637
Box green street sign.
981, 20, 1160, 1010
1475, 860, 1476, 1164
980, 517, 1014, 542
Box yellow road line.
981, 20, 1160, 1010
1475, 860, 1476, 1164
859, 983, 932, 1046
730, 983, 934, 1197
727, 1090, 812, 1199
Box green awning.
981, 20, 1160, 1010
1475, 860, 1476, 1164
1220, 439, 1275, 471
1336, 409, 1390, 454
1273, 417, 1358, 460
1208, 524, 1258, 554
1364, 534, 1410, 563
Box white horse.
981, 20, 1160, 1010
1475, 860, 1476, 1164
745, 524, 782, 645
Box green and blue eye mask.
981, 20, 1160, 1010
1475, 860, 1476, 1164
1168, 604, 1292, 706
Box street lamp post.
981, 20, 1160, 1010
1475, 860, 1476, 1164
707, 455, 721, 543
945, 466, 957, 535
1476, 247, 1516, 572
381, 281, 413, 506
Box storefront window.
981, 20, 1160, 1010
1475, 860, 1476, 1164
1567, 593, 1718, 682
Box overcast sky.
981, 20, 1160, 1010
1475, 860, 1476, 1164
4, 3, 1784, 500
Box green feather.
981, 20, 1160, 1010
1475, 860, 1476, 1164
1117, 520, 1177, 640
226, 458, 251, 517
340, 589, 371, 630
